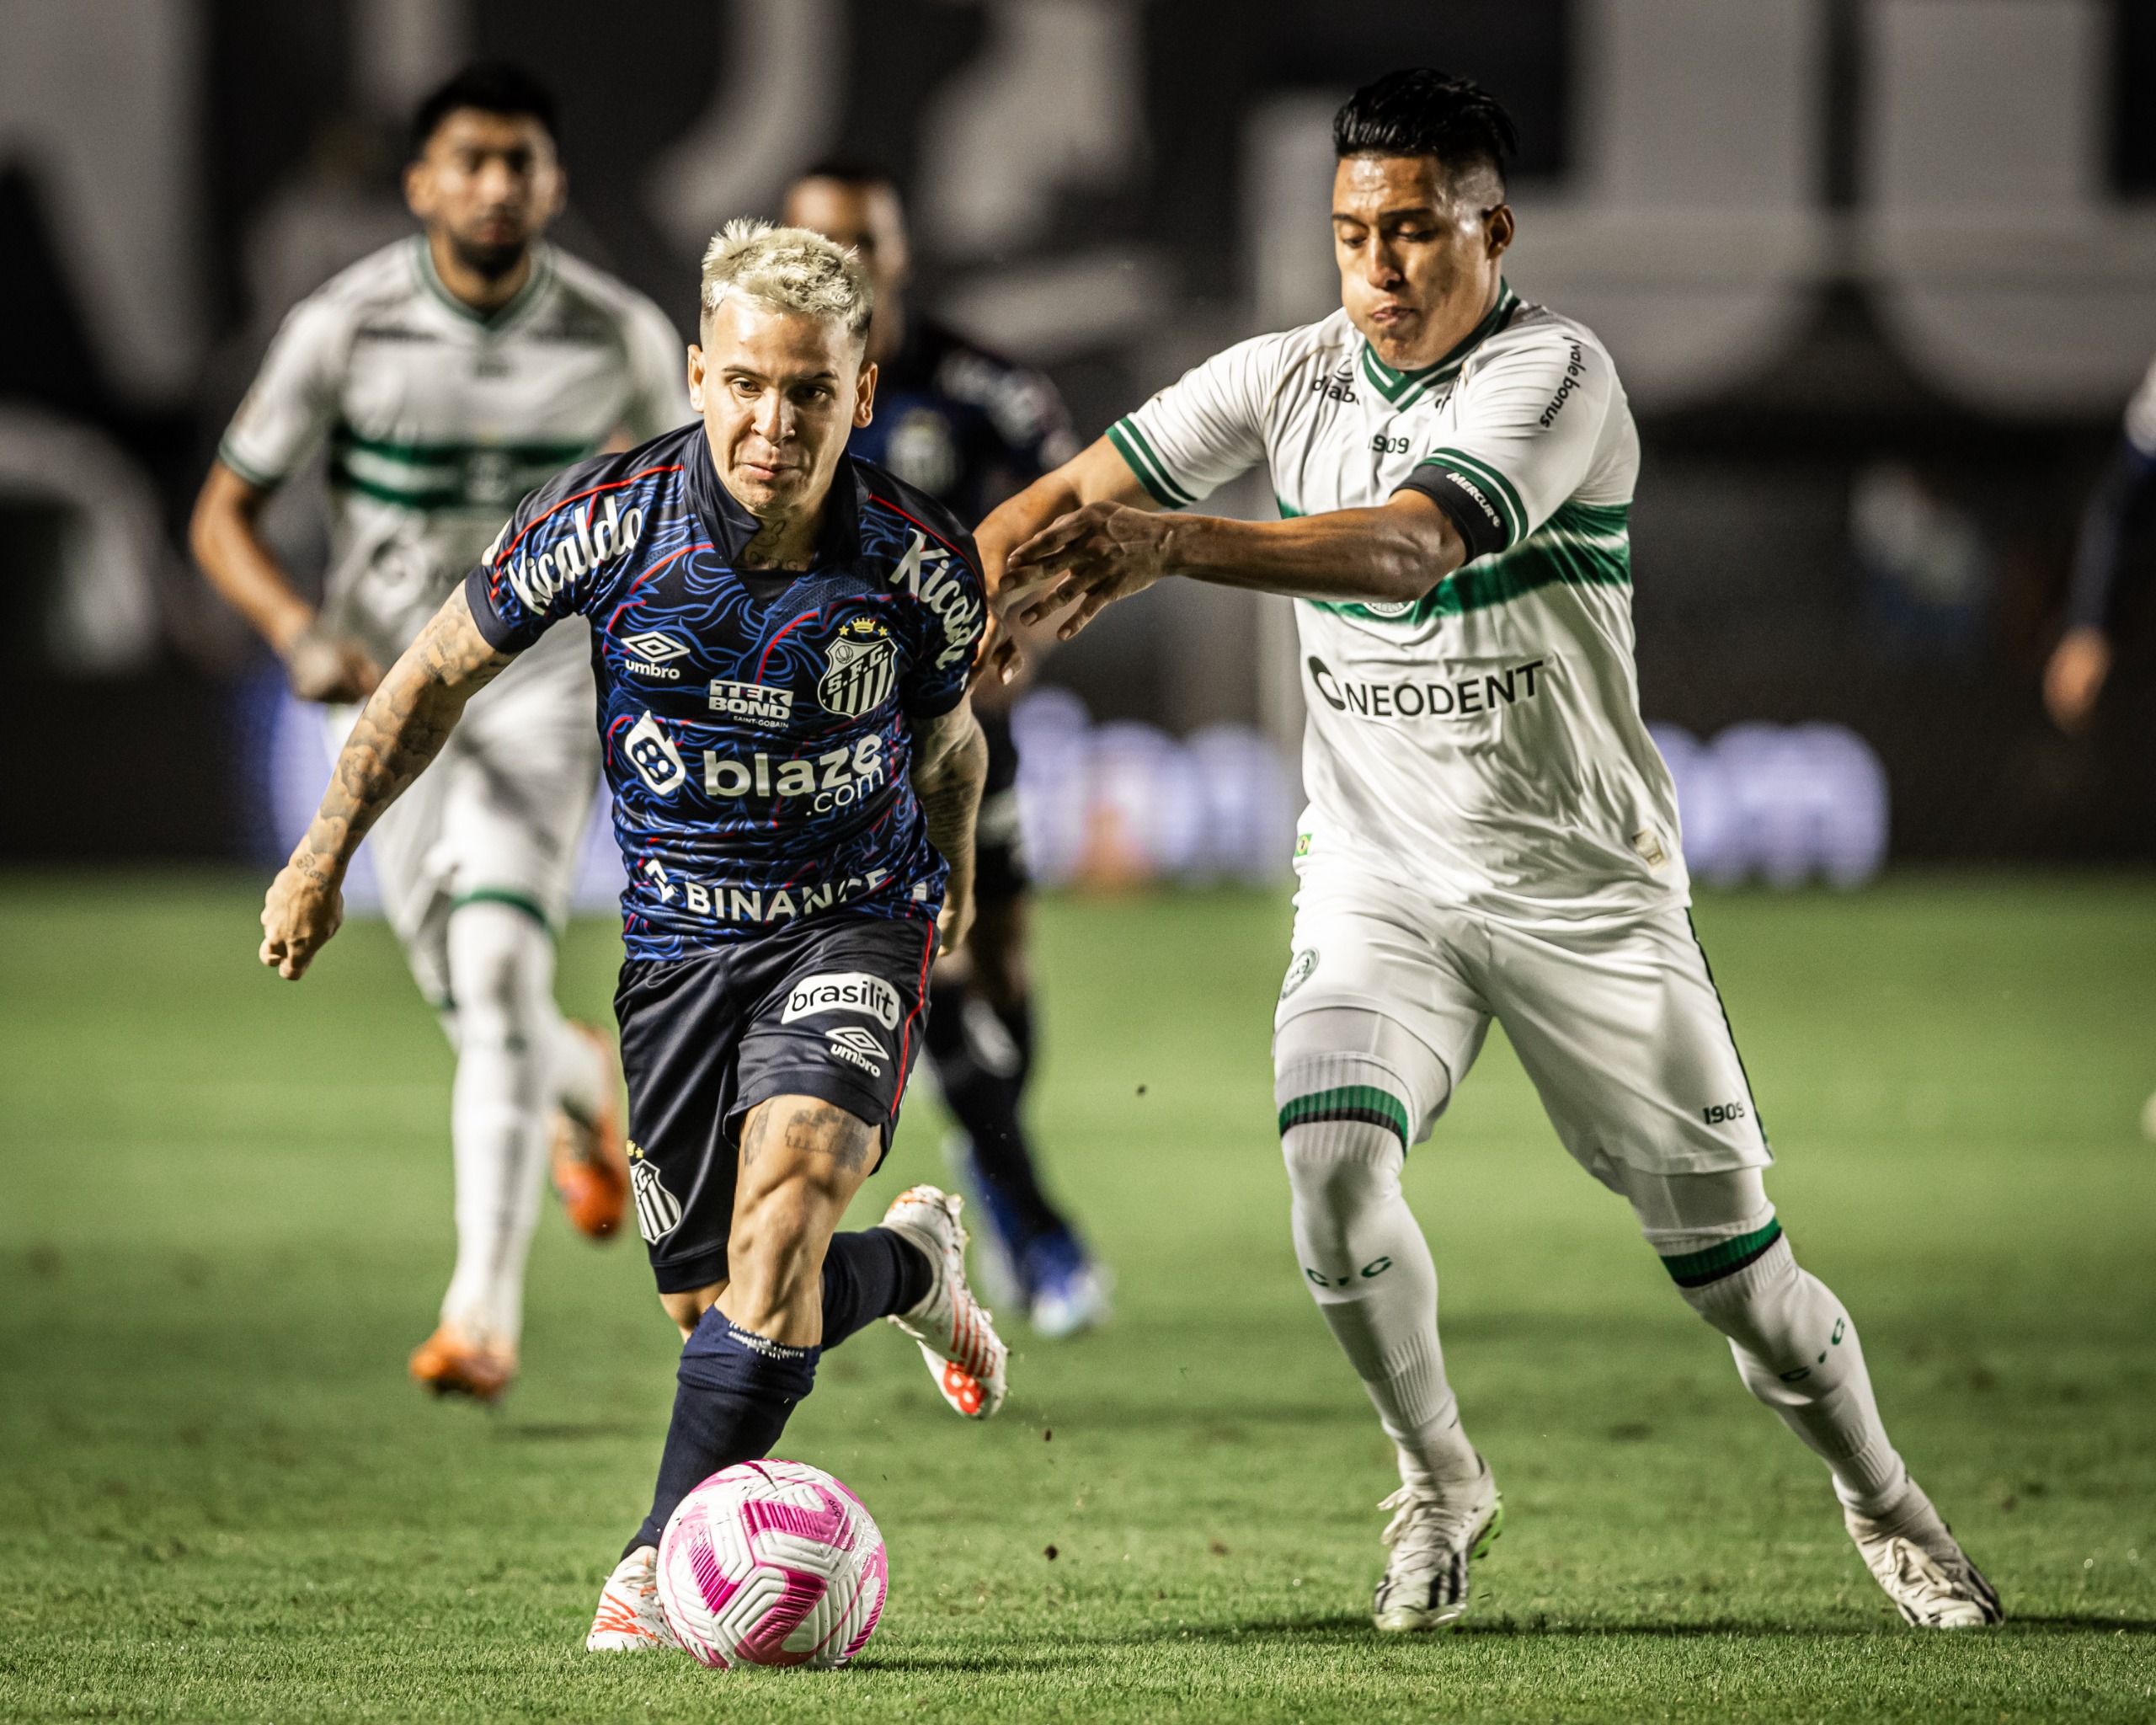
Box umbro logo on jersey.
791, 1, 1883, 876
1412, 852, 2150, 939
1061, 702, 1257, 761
622, 631, 690, 679
818, 616, 898, 718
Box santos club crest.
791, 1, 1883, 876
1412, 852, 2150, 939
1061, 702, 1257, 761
627, 1142, 682, 1244
817, 616, 897, 718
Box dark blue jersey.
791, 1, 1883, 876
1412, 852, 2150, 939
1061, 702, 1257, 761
846, 316, 1078, 525
463, 424, 986, 960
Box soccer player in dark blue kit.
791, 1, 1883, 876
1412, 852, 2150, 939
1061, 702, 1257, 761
258, 219, 1012, 1652
784, 164, 1109, 1335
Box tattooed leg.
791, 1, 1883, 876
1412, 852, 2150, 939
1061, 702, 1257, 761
627, 1094, 920, 1552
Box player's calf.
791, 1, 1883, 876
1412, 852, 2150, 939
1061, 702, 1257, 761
1631, 1167, 2003, 1626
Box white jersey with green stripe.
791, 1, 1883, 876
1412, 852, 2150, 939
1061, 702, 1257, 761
1110, 286, 1686, 927
220, 236, 691, 685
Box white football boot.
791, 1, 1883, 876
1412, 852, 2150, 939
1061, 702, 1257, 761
1371, 1460, 1504, 1633
585, 1546, 678, 1652
1845, 1481, 2004, 1627
880, 1184, 1009, 1419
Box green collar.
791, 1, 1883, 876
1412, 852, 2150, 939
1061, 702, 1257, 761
1359, 280, 1520, 407
412, 235, 552, 332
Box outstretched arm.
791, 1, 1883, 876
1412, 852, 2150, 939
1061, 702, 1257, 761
259, 586, 515, 979
908, 697, 989, 959
988, 435, 1465, 640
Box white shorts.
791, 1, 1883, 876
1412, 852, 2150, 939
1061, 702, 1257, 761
1274, 862, 1771, 1188
328, 656, 600, 1008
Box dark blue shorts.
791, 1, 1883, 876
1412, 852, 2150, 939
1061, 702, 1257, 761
615, 909, 937, 1294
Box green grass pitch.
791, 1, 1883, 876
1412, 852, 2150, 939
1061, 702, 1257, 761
2, 872, 2153, 1721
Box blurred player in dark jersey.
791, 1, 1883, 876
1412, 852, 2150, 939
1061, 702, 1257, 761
785, 163, 1108, 1336
2044, 354, 2156, 1135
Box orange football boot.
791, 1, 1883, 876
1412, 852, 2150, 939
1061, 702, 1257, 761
551, 1021, 630, 1240
408, 1325, 516, 1402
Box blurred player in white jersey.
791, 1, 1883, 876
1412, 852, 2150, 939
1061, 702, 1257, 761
192, 63, 694, 1401
986, 70, 2001, 1633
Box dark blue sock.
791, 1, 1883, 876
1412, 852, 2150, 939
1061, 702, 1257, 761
822, 1226, 932, 1348
627, 1311, 819, 1555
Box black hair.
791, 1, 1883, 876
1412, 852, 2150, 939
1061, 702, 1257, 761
1332, 68, 1517, 185
794, 158, 899, 192
411, 61, 558, 159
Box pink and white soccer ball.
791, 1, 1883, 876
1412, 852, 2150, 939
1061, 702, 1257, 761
656, 1459, 888, 1669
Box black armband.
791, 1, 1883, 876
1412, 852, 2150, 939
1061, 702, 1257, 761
1395, 463, 1511, 563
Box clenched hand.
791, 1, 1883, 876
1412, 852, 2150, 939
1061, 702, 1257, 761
259, 860, 344, 980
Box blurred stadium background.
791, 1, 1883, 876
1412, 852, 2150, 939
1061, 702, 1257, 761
8, 0, 2156, 879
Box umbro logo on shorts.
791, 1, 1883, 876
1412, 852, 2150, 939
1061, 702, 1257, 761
825, 1025, 886, 1076
782, 971, 901, 1030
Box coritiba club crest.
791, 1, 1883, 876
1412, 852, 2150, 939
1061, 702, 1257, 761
817, 615, 897, 718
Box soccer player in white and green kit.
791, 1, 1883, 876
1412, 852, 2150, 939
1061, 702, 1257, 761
985, 70, 2001, 1633
193, 64, 692, 1402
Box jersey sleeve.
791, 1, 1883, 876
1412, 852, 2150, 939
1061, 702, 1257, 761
617, 295, 695, 442
217, 294, 348, 489
460, 460, 627, 653
1396, 328, 1615, 561
1106, 332, 1280, 508
899, 527, 988, 719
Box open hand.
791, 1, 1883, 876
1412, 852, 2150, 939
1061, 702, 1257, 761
1001, 502, 1172, 639
260, 860, 344, 980
286, 628, 384, 704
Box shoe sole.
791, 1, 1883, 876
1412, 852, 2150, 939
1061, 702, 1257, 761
1372, 1497, 1504, 1634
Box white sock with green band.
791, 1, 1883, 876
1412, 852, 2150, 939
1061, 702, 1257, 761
440, 901, 558, 1348
1278, 1049, 1481, 1493
1673, 1232, 1908, 1514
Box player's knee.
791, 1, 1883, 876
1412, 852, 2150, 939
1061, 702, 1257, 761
446, 901, 548, 1038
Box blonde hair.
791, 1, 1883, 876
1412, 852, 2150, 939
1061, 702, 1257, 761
699, 218, 873, 341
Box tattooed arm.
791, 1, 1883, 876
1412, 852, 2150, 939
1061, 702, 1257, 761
259, 586, 515, 979
908, 696, 988, 958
